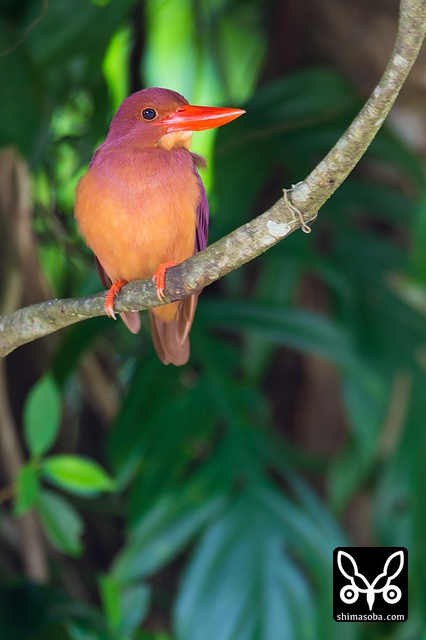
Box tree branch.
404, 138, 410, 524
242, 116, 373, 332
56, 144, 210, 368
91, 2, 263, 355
0, 0, 425, 358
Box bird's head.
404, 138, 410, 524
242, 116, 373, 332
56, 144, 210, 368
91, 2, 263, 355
106, 87, 245, 150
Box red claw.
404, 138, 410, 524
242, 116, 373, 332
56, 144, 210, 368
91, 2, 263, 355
105, 279, 128, 319
153, 261, 177, 301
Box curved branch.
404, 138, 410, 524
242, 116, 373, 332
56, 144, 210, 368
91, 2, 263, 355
0, 0, 425, 358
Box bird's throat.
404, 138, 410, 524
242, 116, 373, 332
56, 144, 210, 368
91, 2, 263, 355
158, 130, 193, 151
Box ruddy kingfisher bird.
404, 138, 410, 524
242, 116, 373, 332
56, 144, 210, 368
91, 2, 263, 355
74, 87, 244, 365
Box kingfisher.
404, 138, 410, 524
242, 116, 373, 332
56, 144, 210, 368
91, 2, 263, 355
74, 88, 244, 365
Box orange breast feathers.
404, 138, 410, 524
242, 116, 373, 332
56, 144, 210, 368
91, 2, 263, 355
74, 145, 200, 284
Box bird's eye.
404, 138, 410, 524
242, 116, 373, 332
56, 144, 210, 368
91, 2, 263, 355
141, 108, 157, 120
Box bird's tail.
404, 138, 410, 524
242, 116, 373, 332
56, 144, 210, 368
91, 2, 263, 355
149, 295, 198, 366
120, 311, 141, 334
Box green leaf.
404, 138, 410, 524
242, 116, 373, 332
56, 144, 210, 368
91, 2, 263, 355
113, 491, 224, 583
99, 574, 150, 635
98, 574, 121, 632
0, 22, 48, 161
66, 624, 104, 640
174, 483, 350, 640
199, 300, 359, 370
137, 634, 172, 640
212, 69, 359, 235
120, 584, 151, 635
41, 456, 114, 496
328, 367, 390, 510
14, 464, 40, 516
409, 196, 426, 285
23, 375, 61, 458
37, 490, 83, 556
174, 489, 318, 640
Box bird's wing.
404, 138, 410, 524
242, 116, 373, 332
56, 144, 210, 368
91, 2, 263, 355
194, 168, 209, 253
95, 255, 111, 288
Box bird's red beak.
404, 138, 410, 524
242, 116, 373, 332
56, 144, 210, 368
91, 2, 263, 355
155, 104, 245, 133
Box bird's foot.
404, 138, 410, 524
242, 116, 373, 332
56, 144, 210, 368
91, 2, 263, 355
105, 279, 128, 320
153, 261, 177, 301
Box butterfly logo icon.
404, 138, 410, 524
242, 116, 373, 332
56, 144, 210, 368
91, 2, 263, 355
337, 550, 404, 611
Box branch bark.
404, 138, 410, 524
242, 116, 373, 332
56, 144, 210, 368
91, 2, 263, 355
0, 0, 425, 357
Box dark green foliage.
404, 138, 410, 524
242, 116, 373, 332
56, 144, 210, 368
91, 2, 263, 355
1, 1, 426, 639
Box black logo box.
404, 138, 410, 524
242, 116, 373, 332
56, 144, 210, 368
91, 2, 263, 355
333, 547, 408, 622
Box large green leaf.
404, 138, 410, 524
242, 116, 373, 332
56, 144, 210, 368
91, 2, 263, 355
236, 68, 356, 134
113, 489, 224, 583
408, 196, 426, 285
401, 376, 426, 624
199, 300, 359, 369
67, 624, 107, 640
212, 68, 360, 235
328, 366, 391, 511
0, 19, 48, 160
27, 0, 135, 74
106, 357, 177, 483
136, 634, 172, 640
107, 359, 217, 505
174, 485, 349, 640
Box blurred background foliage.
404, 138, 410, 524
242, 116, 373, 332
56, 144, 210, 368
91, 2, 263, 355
1, 0, 426, 638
